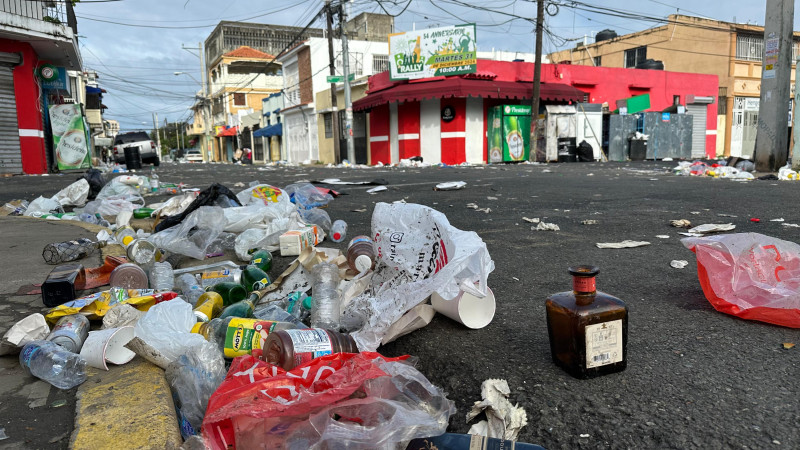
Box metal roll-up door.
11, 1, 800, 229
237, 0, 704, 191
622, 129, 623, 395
686, 103, 707, 158
0, 55, 21, 174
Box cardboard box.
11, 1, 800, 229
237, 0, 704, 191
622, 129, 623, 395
280, 228, 315, 256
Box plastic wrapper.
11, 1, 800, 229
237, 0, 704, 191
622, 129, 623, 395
23, 196, 63, 217
152, 193, 196, 218
683, 232, 800, 327
149, 206, 226, 260
134, 299, 206, 363
234, 211, 305, 259
45, 288, 158, 323
95, 176, 142, 201
53, 179, 90, 206
284, 183, 333, 210
223, 200, 295, 234
203, 352, 454, 450
166, 341, 226, 439
344, 202, 494, 351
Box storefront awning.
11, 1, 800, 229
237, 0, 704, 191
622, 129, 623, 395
253, 122, 282, 138
353, 78, 585, 111
216, 126, 238, 137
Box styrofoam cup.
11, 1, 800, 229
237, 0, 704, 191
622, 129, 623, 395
80, 326, 136, 370
431, 287, 495, 329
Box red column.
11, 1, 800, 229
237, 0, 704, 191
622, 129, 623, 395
397, 101, 420, 159
440, 98, 466, 164
368, 104, 390, 164
2, 39, 47, 174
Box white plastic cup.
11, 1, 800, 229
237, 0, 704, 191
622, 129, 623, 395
79, 326, 136, 370
430, 287, 495, 329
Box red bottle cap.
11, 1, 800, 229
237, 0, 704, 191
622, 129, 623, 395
333, 232, 341, 240
750, 218, 760, 223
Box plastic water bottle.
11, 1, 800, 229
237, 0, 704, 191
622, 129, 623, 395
150, 261, 174, 292
19, 340, 87, 389
78, 213, 98, 225
149, 167, 159, 193
310, 263, 340, 330
330, 220, 347, 243
175, 273, 204, 306
300, 209, 332, 235
346, 235, 376, 273
253, 304, 306, 328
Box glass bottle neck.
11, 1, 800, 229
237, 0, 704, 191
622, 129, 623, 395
572, 276, 597, 296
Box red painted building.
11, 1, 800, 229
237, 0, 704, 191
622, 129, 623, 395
353, 59, 719, 164
1, 3, 82, 174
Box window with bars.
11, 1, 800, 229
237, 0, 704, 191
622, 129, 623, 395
593, 56, 601, 66
736, 34, 763, 61
336, 53, 364, 77
624, 46, 647, 68
373, 55, 390, 73
233, 93, 246, 106
323, 113, 333, 138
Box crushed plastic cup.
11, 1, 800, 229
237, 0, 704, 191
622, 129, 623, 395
79, 326, 136, 370
431, 286, 495, 329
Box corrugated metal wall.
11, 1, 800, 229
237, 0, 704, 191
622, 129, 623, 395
0, 63, 21, 174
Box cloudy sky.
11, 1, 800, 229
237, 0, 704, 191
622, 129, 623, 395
73, 0, 775, 132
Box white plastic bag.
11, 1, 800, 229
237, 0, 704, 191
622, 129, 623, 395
223, 202, 295, 233
53, 179, 90, 206
236, 184, 293, 210
345, 202, 494, 351
149, 206, 226, 259
23, 196, 62, 217
233, 211, 305, 259
133, 299, 206, 363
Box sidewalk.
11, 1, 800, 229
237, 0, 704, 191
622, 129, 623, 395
0, 216, 180, 449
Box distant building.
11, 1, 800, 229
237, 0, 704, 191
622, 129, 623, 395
1, 0, 81, 174
547, 14, 800, 158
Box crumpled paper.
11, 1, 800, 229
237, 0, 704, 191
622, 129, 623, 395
596, 240, 651, 249
534, 222, 560, 231
0, 313, 50, 355
687, 223, 736, 234
466, 379, 528, 441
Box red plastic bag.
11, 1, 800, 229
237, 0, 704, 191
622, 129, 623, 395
683, 233, 800, 327
202, 352, 409, 449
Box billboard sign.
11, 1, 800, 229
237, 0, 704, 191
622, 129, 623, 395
49, 104, 91, 170
389, 24, 477, 81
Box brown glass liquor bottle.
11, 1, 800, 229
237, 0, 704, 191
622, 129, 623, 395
545, 265, 628, 379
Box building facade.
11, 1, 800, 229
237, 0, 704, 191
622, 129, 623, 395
548, 14, 800, 158
1, 0, 81, 174
204, 21, 324, 70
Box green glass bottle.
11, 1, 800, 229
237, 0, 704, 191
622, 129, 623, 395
217, 298, 256, 320
241, 265, 271, 294
133, 208, 155, 219
210, 282, 247, 306
248, 249, 273, 273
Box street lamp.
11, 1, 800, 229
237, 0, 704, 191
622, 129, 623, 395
175, 71, 212, 162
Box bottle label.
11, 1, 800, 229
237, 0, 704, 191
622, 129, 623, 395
253, 278, 269, 291
20, 344, 41, 368
202, 270, 231, 280
585, 319, 623, 368
285, 329, 333, 365
252, 258, 263, 265
573, 277, 596, 293
224, 319, 278, 358
349, 237, 371, 247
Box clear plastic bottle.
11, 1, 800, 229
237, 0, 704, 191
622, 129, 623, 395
280, 292, 313, 323
19, 340, 87, 389
346, 235, 376, 273
261, 328, 358, 370
149, 167, 159, 193
310, 263, 340, 330
77, 213, 98, 224
329, 220, 347, 243
150, 261, 175, 292
300, 208, 332, 235
45, 314, 90, 353
253, 304, 306, 328
175, 273, 204, 306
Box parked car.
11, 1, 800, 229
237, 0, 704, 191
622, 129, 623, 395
112, 131, 159, 166
184, 149, 203, 163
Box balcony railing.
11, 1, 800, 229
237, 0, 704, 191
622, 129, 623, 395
1, 0, 77, 36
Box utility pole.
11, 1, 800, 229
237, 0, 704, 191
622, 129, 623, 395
754, 0, 794, 172
152, 112, 161, 153
530, 0, 544, 161
182, 42, 213, 162
326, 0, 341, 163
338, 2, 355, 163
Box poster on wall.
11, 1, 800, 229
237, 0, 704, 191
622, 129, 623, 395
764, 32, 778, 80
389, 23, 477, 81
49, 104, 91, 170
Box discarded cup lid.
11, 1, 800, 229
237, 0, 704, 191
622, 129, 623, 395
109, 263, 148, 290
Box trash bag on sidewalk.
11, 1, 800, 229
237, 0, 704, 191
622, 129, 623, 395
683, 232, 800, 327
155, 183, 241, 233
81, 168, 106, 200
344, 202, 495, 351
203, 352, 455, 450
149, 206, 226, 260
23, 196, 63, 217
53, 179, 90, 207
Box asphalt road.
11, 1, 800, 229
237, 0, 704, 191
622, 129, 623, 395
2, 160, 800, 449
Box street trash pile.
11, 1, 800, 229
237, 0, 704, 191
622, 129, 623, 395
673, 158, 800, 182
0, 168, 510, 449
